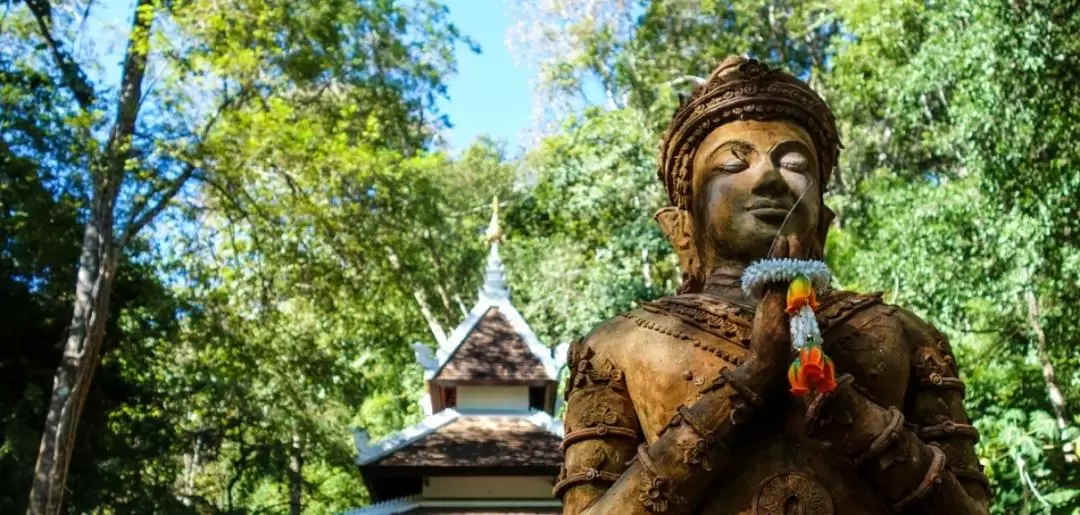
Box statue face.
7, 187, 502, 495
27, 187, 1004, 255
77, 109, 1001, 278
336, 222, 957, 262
691, 120, 821, 267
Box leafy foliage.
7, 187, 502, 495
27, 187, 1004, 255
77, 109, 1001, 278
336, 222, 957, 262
4, 0, 1080, 513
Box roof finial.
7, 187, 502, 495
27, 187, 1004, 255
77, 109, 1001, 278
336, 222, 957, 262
480, 197, 509, 301
485, 196, 503, 245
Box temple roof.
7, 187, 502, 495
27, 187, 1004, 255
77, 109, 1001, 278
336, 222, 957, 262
344, 496, 561, 515
415, 199, 560, 383
434, 307, 549, 382
355, 409, 564, 468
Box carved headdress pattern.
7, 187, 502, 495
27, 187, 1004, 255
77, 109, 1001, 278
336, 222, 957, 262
657, 56, 842, 211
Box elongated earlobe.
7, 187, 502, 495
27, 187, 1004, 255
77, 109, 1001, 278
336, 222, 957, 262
812, 205, 836, 260
654, 207, 704, 293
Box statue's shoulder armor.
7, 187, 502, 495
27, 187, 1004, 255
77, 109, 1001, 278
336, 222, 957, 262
574, 294, 755, 366
816, 290, 944, 342
815, 289, 890, 333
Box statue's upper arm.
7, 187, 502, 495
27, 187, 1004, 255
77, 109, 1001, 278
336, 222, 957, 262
556, 325, 643, 514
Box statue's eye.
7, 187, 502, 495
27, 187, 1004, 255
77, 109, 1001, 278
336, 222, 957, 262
721, 158, 748, 172
779, 153, 809, 172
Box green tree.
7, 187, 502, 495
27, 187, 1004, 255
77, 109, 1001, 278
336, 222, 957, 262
3, 0, 465, 512
504, 107, 674, 346
1, 50, 187, 513
508, 0, 837, 132
825, 0, 1080, 511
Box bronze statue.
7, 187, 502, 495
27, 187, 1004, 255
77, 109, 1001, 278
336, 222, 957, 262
555, 56, 991, 514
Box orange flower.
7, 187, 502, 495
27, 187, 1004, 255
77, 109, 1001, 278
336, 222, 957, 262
799, 345, 825, 381
817, 357, 838, 393
788, 358, 811, 397
786, 274, 820, 314
788, 344, 838, 397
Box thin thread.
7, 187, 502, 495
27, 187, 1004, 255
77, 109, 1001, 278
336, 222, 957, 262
765, 176, 819, 258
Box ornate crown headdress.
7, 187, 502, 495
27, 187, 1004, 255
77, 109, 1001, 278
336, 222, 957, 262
658, 56, 842, 210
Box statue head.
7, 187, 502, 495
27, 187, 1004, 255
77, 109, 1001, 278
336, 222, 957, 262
654, 56, 840, 293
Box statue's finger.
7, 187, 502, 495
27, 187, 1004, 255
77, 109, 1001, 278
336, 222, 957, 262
769, 235, 789, 260
787, 233, 805, 260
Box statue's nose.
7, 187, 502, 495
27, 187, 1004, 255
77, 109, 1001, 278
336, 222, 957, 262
750, 161, 791, 198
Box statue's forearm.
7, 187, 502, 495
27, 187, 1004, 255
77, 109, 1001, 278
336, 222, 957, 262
561, 287, 789, 514
573, 427, 717, 515
807, 376, 989, 514
564, 364, 766, 515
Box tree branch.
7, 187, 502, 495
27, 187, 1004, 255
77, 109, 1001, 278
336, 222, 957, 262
119, 88, 243, 247
1024, 291, 1075, 463
24, 0, 96, 110
119, 163, 196, 247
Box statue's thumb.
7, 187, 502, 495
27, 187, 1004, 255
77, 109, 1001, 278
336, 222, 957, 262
787, 233, 806, 260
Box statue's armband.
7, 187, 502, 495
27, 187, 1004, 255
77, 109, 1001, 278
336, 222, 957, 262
805, 311, 990, 514
907, 327, 991, 505
557, 339, 642, 514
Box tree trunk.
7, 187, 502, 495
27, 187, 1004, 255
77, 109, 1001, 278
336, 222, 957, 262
1024, 291, 1075, 462
181, 434, 204, 506
288, 431, 304, 515
641, 248, 652, 288
385, 245, 448, 345
413, 290, 449, 345
28, 209, 118, 515
27, 2, 155, 513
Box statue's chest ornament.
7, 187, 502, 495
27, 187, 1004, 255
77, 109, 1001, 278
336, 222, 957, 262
753, 473, 834, 515
645, 296, 754, 345
619, 303, 750, 366
623, 292, 883, 367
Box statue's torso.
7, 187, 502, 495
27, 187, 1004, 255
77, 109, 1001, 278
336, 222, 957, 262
593, 291, 914, 514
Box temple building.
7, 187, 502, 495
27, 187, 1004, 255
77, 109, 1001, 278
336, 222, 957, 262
347, 202, 567, 514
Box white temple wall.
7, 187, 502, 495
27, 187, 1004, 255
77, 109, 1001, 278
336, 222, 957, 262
456, 385, 529, 411
423, 476, 554, 498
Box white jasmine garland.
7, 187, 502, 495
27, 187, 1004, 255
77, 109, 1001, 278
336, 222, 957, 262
740, 258, 831, 299
741, 258, 832, 353
789, 305, 822, 350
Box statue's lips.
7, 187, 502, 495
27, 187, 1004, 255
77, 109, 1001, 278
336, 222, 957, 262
747, 199, 793, 221
750, 208, 791, 222
747, 198, 793, 211
748, 200, 793, 223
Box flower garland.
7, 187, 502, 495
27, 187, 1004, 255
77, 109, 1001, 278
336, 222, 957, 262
741, 259, 837, 396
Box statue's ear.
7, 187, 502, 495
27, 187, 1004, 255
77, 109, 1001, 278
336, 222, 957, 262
654, 207, 703, 292
813, 205, 836, 260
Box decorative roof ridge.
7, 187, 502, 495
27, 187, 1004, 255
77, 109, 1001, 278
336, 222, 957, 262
453, 407, 536, 415
342, 495, 422, 515
354, 408, 462, 466
343, 497, 562, 515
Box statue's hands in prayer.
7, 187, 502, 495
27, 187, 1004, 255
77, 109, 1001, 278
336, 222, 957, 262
744, 232, 812, 395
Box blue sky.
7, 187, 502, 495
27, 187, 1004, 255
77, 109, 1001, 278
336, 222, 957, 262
438, 0, 532, 155
85, 0, 532, 155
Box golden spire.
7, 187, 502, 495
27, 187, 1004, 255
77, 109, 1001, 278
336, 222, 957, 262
484, 196, 503, 245
480, 196, 508, 300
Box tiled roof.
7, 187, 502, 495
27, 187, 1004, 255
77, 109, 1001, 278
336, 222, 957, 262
370, 414, 563, 468
344, 496, 562, 515
434, 308, 550, 382
408, 510, 560, 514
